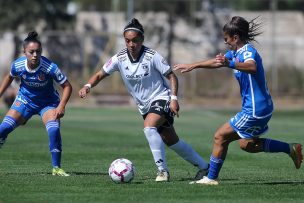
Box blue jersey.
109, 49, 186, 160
10, 56, 67, 105
225, 44, 273, 118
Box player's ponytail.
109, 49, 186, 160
23, 31, 42, 49
223, 16, 262, 43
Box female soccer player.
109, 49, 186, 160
174, 16, 303, 185
79, 18, 209, 182
0, 31, 72, 176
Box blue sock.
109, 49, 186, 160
46, 120, 62, 167
0, 116, 18, 141
263, 138, 290, 154
207, 155, 224, 180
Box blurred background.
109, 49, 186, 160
0, 0, 303, 109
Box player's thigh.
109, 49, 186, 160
5, 109, 27, 125
143, 113, 166, 127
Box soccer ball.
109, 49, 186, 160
108, 158, 135, 183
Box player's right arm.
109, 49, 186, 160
0, 74, 15, 98
78, 69, 109, 98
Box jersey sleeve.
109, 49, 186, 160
224, 51, 233, 60
50, 63, 67, 85
10, 63, 18, 77
153, 52, 172, 76
102, 55, 119, 75
242, 46, 256, 63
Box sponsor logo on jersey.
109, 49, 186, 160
55, 69, 64, 81
23, 80, 48, 87
106, 58, 112, 67
161, 58, 169, 66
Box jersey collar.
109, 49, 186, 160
127, 46, 145, 63
25, 57, 42, 73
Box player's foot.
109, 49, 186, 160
194, 165, 209, 180
289, 143, 303, 169
155, 170, 170, 182
189, 176, 219, 185
0, 137, 5, 148
52, 167, 70, 176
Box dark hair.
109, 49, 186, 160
22, 31, 42, 49
123, 18, 144, 36
223, 16, 262, 43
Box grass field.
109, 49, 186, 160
0, 106, 303, 203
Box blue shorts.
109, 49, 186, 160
10, 94, 59, 120
229, 111, 272, 139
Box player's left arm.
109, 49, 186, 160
219, 50, 257, 74
55, 80, 72, 119
166, 71, 179, 117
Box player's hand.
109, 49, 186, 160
54, 107, 65, 119
173, 64, 194, 73
215, 53, 228, 67
79, 86, 90, 98
170, 100, 179, 118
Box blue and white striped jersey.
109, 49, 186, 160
10, 56, 67, 105
103, 46, 172, 115
225, 44, 273, 118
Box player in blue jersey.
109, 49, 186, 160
174, 16, 303, 185
79, 18, 209, 182
0, 31, 72, 176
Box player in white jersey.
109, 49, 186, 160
0, 31, 72, 176
174, 16, 303, 185
79, 18, 209, 182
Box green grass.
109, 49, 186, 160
0, 107, 303, 203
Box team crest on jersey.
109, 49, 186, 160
38, 73, 45, 81
22, 74, 26, 79
14, 101, 21, 107
142, 63, 148, 69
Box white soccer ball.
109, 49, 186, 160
108, 158, 135, 183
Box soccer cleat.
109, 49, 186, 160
155, 170, 170, 182
189, 176, 219, 185
194, 166, 209, 180
289, 143, 303, 169
52, 167, 70, 176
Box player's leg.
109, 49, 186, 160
193, 122, 240, 185
41, 107, 69, 176
239, 138, 303, 169
160, 125, 209, 180
143, 112, 169, 181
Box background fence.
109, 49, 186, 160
0, 0, 303, 107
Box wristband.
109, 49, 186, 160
171, 95, 178, 100
229, 60, 236, 69
84, 84, 92, 90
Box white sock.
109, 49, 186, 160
169, 139, 208, 170
144, 127, 168, 171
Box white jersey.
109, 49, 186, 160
103, 46, 172, 115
